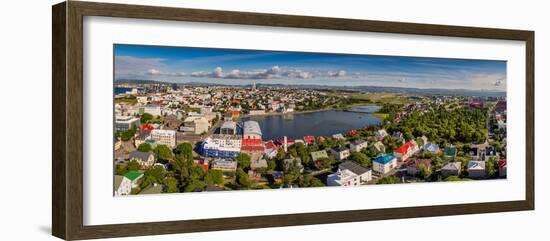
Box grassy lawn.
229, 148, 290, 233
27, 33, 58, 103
115, 95, 137, 105
329, 92, 410, 105
372, 113, 390, 119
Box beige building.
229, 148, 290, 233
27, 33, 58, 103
182, 116, 210, 135
150, 129, 176, 147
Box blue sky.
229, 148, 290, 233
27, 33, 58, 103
114, 44, 507, 91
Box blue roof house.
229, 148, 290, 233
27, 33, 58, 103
424, 143, 440, 153
373, 154, 397, 174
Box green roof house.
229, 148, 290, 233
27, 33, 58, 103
311, 150, 329, 161
444, 146, 458, 158
124, 171, 144, 188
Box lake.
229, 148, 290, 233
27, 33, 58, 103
349, 105, 382, 113
241, 108, 382, 141
115, 87, 133, 95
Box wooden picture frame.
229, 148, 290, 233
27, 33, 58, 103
52, 1, 534, 240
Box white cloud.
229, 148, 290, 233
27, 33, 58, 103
185, 66, 321, 80
146, 68, 185, 77
329, 70, 347, 77
147, 69, 161, 75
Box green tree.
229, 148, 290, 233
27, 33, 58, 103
350, 152, 371, 168
276, 149, 286, 160
418, 164, 432, 179
141, 113, 154, 123
377, 176, 400, 184
204, 169, 224, 186
444, 176, 471, 182
164, 176, 179, 193
137, 143, 152, 152
175, 143, 194, 161
127, 160, 141, 171
299, 174, 325, 187
154, 145, 173, 160
236, 168, 251, 188
140, 165, 165, 188
115, 164, 127, 175
184, 179, 206, 192
267, 159, 277, 171
172, 154, 193, 188
235, 153, 251, 169
486, 157, 498, 177
117, 124, 137, 141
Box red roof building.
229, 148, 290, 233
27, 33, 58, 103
142, 124, 155, 131
393, 141, 417, 161
241, 139, 265, 152
347, 129, 358, 136
303, 136, 315, 144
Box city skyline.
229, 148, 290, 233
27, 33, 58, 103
115, 44, 507, 91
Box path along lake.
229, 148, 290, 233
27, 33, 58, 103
242, 106, 383, 141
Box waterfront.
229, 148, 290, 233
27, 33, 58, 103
242, 109, 383, 140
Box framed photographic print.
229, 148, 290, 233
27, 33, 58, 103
52, 1, 534, 240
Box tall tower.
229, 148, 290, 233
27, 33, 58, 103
252, 80, 256, 92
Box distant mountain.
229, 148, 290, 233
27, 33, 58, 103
115, 79, 505, 97
115, 79, 165, 85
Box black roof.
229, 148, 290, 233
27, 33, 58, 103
340, 161, 370, 175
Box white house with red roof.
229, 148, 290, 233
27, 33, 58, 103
393, 141, 419, 162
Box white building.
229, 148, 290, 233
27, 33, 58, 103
182, 116, 210, 135
350, 139, 368, 152
150, 129, 176, 147
375, 129, 388, 140
201, 134, 242, 158
327, 161, 372, 187
211, 159, 238, 172
114, 175, 132, 196
115, 115, 140, 131
140, 105, 161, 116
243, 120, 262, 140
248, 110, 266, 116
467, 160, 486, 179
331, 147, 350, 161
373, 154, 397, 174
220, 121, 237, 135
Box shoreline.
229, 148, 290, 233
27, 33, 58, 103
241, 105, 383, 118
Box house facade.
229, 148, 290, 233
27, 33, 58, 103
128, 151, 155, 167
150, 129, 176, 147
441, 162, 462, 177
350, 139, 368, 152
201, 134, 242, 158
393, 141, 419, 162
331, 147, 351, 161
124, 171, 144, 188
327, 161, 372, 187
114, 175, 132, 196
373, 154, 397, 174
467, 160, 486, 179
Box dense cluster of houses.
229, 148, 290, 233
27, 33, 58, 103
113, 84, 507, 195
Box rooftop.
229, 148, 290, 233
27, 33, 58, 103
221, 121, 237, 130
468, 160, 486, 170
442, 162, 461, 170
129, 151, 154, 161
311, 150, 328, 161
243, 120, 262, 136
124, 171, 144, 181
374, 154, 396, 165
339, 161, 370, 175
